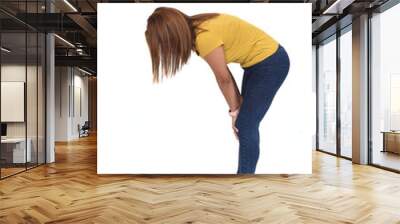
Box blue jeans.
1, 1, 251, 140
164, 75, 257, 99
236, 45, 290, 174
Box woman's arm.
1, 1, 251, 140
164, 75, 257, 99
203, 46, 242, 112
203, 46, 242, 138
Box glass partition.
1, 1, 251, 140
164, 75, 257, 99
38, 32, 45, 165
26, 0, 46, 169
27, 31, 38, 169
1, 31, 28, 177
0, 1, 46, 179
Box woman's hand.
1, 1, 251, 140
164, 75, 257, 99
229, 107, 240, 140
232, 114, 239, 140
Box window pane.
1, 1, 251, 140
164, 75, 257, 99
340, 29, 352, 158
318, 37, 337, 154
371, 4, 400, 171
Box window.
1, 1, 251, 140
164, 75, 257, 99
370, 3, 400, 171
339, 28, 352, 158
318, 36, 337, 154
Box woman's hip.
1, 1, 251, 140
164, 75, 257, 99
244, 45, 290, 78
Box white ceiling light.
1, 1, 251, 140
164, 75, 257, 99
323, 0, 355, 15
63, 0, 78, 12
78, 67, 93, 76
1, 47, 11, 53
54, 34, 75, 48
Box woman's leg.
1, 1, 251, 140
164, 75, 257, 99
236, 46, 290, 174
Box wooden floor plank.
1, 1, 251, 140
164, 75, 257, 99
1, 134, 400, 223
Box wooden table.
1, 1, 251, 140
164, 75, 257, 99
1, 138, 32, 165
381, 131, 400, 154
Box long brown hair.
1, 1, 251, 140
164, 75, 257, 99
145, 7, 219, 82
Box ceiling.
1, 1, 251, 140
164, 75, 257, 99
0, 0, 393, 74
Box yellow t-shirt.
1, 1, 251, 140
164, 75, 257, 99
195, 14, 279, 68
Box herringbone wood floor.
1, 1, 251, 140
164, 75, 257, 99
1, 134, 400, 224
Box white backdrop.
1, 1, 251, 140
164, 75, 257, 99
98, 3, 312, 174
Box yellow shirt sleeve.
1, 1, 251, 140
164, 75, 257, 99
195, 31, 224, 58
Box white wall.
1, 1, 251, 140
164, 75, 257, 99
55, 67, 89, 141
98, 3, 312, 174
77, 73, 89, 128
